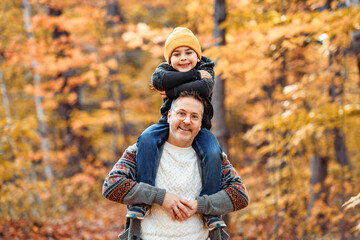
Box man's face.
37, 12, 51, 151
170, 46, 200, 72
167, 96, 203, 148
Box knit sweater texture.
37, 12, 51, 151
141, 142, 209, 239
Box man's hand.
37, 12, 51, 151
162, 192, 194, 221
149, 84, 167, 99
187, 200, 198, 217
198, 70, 212, 79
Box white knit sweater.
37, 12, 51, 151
141, 142, 209, 240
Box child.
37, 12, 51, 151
128, 27, 225, 231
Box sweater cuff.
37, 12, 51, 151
154, 188, 167, 206
196, 196, 206, 214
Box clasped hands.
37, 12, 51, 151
162, 192, 198, 221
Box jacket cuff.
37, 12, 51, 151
195, 70, 201, 80
154, 188, 167, 206
196, 196, 206, 214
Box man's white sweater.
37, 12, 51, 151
141, 142, 209, 240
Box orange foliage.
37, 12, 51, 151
1, 0, 360, 239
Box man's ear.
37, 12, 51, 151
167, 110, 171, 123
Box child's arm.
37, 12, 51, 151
151, 57, 215, 91
166, 57, 215, 98
165, 79, 212, 99
151, 63, 201, 91
152, 57, 215, 98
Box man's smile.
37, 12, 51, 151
179, 125, 191, 132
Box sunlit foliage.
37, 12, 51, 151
0, 0, 359, 239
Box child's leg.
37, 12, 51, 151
136, 122, 169, 186
126, 204, 149, 220
127, 123, 169, 220
192, 128, 222, 195
193, 128, 226, 230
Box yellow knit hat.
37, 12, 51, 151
164, 27, 202, 64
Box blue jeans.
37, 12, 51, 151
136, 122, 222, 195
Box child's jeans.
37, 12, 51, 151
129, 122, 225, 229
136, 122, 222, 195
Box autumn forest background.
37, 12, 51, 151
1, 0, 360, 239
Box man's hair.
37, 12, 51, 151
170, 91, 207, 113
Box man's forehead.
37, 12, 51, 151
174, 107, 201, 115
174, 97, 203, 114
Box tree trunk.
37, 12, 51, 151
351, 31, 360, 87
306, 142, 329, 237
22, 0, 53, 179
329, 50, 350, 167
45, 4, 95, 177
324, 0, 333, 9
212, 0, 229, 154
0, 64, 16, 151
308, 155, 329, 211
104, 0, 130, 159
333, 128, 349, 166
106, 0, 125, 27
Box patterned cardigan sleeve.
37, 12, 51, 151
221, 153, 249, 211
196, 152, 249, 215
102, 144, 138, 203
102, 144, 166, 206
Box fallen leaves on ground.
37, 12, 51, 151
0, 201, 126, 240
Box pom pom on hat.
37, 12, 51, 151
164, 27, 202, 64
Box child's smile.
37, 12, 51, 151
170, 46, 200, 72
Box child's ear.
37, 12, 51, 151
197, 58, 200, 62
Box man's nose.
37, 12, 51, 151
183, 114, 191, 124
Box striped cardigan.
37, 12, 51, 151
102, 144, 249, 239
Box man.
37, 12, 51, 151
102, 91, 249, 240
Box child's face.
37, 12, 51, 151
170, 46, 200, 72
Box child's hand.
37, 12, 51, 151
149, 84, 167, 99
198, 70, 212, 79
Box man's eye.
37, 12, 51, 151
178, 112, 185, 116
191, 115, 199, 120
